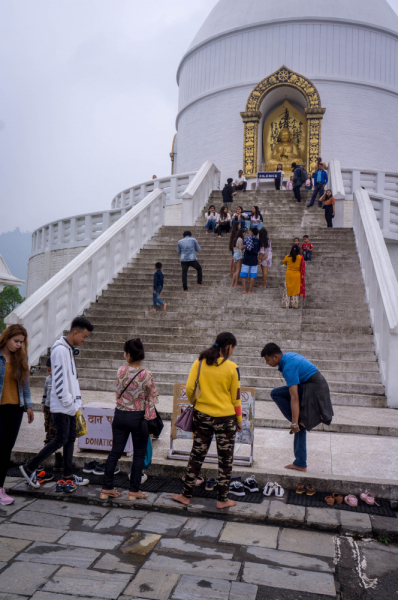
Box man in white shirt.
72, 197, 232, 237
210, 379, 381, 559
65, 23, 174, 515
233, 170, 247, 193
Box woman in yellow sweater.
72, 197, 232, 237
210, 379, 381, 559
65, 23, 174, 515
172, 332, 242, 509
282, 244, 305, 309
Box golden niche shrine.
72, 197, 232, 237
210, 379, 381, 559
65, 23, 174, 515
240, 66, 326, 178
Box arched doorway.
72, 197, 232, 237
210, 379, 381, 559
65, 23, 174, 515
240, 66, 325, 177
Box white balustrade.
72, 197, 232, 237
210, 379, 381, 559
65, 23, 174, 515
327, 159, 346, 228
6, 189, 165, 367
111, 171, 197, 210
181, 161, 221, 226
341, 167, 398, 200
353, 188, 398, 408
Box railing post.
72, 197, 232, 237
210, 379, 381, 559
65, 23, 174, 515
84, 215, 92, 241
380, 197, 391, 236
169, 177, 177, 204
377, 171, 386, 196
352, 170, 361, 195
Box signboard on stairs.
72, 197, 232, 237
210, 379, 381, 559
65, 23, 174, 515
168, 383, 255, 466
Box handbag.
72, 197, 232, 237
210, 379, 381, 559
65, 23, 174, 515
174, 360, 203, 433
147, 408, 164, 438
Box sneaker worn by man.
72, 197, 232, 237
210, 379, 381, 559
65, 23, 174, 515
0, 488, 14, 505
93, 464, 119, 476
243, 474, 259, 493
19, 465, 41, 489
229, 481, 245, 496
37, 470, 54, 484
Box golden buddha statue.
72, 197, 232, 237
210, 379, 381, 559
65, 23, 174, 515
267, 128, 302, 172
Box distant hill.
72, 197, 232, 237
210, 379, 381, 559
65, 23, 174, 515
0, 228, 32, 297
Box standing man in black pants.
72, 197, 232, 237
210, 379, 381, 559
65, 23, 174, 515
291, 162, 305, 203
177, 231, 202, 292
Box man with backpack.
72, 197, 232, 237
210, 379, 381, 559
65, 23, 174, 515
291, 162, 308, 204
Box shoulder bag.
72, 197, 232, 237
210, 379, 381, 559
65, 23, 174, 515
174, 360, 203, 433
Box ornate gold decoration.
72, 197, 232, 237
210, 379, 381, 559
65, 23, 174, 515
240, 66, 326, 177
263, 100, 307, 174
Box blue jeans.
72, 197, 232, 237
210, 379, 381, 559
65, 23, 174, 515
205, 220, 216, 232
153, 286, 164, 309
303, 250, 312, 261
270, 385, 307, 468
308, 184, 324, 207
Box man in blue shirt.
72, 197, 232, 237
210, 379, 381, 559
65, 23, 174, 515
261, 342, 320, 471
307, 164, 328, 208
177, 231, 202, 292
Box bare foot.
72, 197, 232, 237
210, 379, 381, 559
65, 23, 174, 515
206, 231, 209, 234
217, 499, 237, 509
197, 284, 202, 287
242, 291, 247, 294
284, 464, 307, 472
149, 309, 156, 312
172, 493, 190, 506
260, 285, 267, 288
184, 290, 188, 293
163, 303, 167, 311
128, 491, 149, 499
234, 284, 242, 288
248, 291, 256, 294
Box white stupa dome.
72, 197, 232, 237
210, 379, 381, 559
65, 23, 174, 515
188, 0, 398, 52
174, 0, 398, 180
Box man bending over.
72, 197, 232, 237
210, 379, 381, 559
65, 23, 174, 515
261, 342, 333, 472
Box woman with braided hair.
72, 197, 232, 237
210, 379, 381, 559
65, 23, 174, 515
172, 332, 243, 509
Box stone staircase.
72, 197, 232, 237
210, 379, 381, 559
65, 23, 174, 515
25, 188, 398, 496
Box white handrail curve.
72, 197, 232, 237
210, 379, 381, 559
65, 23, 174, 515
6, 189, 165, 367
353, 187, 398, 407
181, 161, 221, 226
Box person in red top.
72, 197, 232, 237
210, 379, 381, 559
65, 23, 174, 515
301, 235, 313, 262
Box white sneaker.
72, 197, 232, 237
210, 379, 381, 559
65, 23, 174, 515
263, 481, 276, 496
274, 482, 285, 498
19, 465, 40, 489
141, 472, 148, 485
71, 475, 89, 486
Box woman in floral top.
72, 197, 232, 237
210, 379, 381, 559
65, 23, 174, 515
101, 339, 158, 501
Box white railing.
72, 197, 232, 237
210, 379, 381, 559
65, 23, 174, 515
353, 188, 398, 408
368, 193, 398, 242
111, 171, 197, 209
31, 208, 130, 255
181, 161, 221, 226
327, 158, 347, 228
31, 171, 198, 255
341, 167, 398, 200
6, 189, 165, 367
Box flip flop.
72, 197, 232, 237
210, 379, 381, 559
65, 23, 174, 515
100, 489, 123, 499
128, 492, 149, 500
306, 484, 316, 496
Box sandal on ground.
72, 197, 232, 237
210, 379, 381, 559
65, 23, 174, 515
333, 493, 343, 504
306, 484, 316, 496
128, 491, 149, 500
205, 478, 218, 491
100, 489, 123, 499
360, 492, 379, 506
263, 482, 275, 496
295, 482, 306, 495
325, 496, 335, 505
274, 482, 284, 498
182, 476, 204, 487
344, 494, 358, 507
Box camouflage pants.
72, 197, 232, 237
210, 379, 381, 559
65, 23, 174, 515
183, 410, 236, 502
43, 406, 56, 444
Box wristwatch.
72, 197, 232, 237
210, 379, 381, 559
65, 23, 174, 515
291, 423, 299, 428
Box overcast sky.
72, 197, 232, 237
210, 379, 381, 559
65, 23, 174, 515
1, 0, 398, 235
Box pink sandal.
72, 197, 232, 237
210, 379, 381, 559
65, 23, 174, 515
360, 492, 379, 506
344, 494, 358, 507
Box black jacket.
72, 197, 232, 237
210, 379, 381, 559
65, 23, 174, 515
300, 372, 334, 431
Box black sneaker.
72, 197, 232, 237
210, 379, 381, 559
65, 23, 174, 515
93, 464, 120, 476
37, 470, 54, 484
229, 481, 245, 496
83, 460, 101, 474
243, 474, 259, 493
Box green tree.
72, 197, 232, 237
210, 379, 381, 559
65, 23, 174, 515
0, 286, 25, 331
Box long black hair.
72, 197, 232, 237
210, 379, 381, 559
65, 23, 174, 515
229, 221, 241, 251
289, 244, 300, 263
259, 228, 269, 249
199, 332, 237, 366
207, 205, 216, 216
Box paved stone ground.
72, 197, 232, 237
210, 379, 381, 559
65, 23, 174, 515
1, 493, 397, 599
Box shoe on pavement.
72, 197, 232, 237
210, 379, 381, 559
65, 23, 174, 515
0, 488, 14, 505
19, 465, 40, 489
37, 470, 54, 484
56, 480, 66, 493
205, 478, 218, 491
128, 471, 148, 484
93, 464, 119, 476
70, 475, 89, 486
83, 460, 101, 474
229, 481, 245, 496
243, 474, 259, 493
263, 482, 276, 496
64, 480, 77, 493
